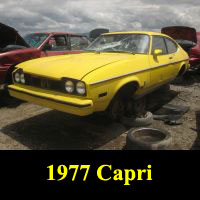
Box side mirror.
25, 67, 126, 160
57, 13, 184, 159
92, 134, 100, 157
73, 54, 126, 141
153, 49, 163, 56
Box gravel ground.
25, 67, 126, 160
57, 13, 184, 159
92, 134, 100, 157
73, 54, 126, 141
0, 71, 200, 150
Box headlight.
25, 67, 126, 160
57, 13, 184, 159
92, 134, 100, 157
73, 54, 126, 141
76, 81, 86, 95
65, 80, 74, 93
14, 73, 20, 83
20, 73, 25, 84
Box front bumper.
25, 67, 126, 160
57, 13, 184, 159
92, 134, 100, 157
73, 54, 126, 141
8, 84, 94, 116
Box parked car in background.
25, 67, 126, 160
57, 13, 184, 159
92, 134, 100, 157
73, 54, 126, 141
89, 28, 109, 41
8, 31, 189, 120
189, 32, 200, 69
0, 22, 90, 90
161, 26, 200, 69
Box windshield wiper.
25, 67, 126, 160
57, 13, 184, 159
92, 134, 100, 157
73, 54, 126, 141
99, 50, 135, 54
85, 49, 135, 54
84, 49, 96, 52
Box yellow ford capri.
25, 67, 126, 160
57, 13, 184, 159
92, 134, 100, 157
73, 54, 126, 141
8, 31, 189, 120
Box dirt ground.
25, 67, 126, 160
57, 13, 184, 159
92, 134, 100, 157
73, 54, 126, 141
0, 71, 200, 150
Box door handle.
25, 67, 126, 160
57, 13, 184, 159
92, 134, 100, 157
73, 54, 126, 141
169, 56, 173, 59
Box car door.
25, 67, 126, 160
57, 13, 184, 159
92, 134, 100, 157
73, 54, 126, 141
164, 37, 180, 77
149, 35, 172, 87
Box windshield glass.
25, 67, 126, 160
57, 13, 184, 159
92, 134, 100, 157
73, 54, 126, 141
86, 34, 150, 54
23, 33, 49, 48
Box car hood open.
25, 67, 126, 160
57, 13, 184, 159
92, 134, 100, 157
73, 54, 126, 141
161, 26, 197, 44
0, 22, 29, 49
19, 52, 135, 80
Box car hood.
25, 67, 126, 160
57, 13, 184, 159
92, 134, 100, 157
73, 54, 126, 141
19, 53, 134, 80
0, 22, 29, 49
161, 26, 197, 44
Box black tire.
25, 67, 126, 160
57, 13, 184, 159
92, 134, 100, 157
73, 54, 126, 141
178, 66, 186, 77
107, 82, 138, 121
125, 127, 172, 150
107, 96, 125, 122
121, 111, 153, 127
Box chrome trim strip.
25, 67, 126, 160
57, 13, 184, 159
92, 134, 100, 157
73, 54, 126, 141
90, 59, 188, 86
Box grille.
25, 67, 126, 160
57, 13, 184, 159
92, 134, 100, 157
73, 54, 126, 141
24, 74, 63, 92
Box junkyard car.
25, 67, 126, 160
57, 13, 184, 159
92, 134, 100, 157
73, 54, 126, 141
8, 31, 189, 120
190, 32, 200, 69
0, 22, 90, 90
161, 26, 200, 69
88, 28, 109, 41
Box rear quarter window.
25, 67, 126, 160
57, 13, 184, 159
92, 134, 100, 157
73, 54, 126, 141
165, 38, 178, 54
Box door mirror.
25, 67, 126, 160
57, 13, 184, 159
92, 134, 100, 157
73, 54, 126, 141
154, 49, 163, 56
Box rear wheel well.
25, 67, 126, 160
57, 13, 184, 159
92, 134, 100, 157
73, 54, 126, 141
177, 65, 186, 77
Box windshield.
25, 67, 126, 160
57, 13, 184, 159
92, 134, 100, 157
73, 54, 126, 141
23, 33, 49, 48
86, 34, 150, 54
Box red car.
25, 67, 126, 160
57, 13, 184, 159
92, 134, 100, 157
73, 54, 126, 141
161, 26, 200, 69
189, 32, 200, 69
0, 22, 90, 90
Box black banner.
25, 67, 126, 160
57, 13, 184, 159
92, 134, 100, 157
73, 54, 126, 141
0, 150, 198, 192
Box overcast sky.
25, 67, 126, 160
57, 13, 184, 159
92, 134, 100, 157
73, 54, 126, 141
0, 0, 200, 35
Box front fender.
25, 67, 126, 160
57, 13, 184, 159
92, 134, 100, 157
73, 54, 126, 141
111, 76, 143, 96
88, 74, 145, 112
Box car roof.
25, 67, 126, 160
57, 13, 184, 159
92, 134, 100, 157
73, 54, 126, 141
31, 32, 85, 36
103, 31, 167, 37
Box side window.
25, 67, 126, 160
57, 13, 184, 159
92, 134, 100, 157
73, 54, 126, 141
45, 35, 70, 51
151, 36, 167, 55
165, 38, 177, 54
70, 36, 90, 50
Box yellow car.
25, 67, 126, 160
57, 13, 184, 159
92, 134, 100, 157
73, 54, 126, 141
8, 31, 189, 120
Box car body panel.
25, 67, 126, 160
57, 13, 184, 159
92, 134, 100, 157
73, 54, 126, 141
0, 22, 29, 48
161, 26, 197, 44
189, 32, 200, 67
17, 53, 145, 80
8, 31, 189, 116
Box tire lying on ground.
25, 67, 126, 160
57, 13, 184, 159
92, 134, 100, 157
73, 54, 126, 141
125, 127, 172, 150
121, 111, 153, 127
